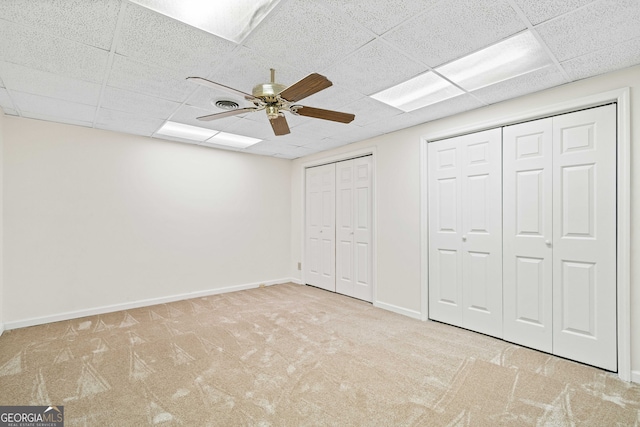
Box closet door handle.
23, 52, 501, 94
545, 240, 551, 247
462, 235, 467, 242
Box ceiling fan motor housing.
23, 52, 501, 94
252, 82, 286, 100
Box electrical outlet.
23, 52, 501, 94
297, 262, 301, 270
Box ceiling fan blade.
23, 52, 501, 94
269, 115, 290, 136
187, 77, 258, 101
197, 108, 258, 121
279, 73, 332, 102
292, 105, 355, 124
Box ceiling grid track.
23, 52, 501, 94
92, 1, 129, 129
506, 0, 571, 83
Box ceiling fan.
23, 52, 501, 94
186, 69, 355, 136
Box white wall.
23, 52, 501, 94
3, 118, 292, 326
290, 65, 640, 376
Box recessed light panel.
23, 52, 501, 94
206, 132, 261, 148
437, 31, 553, 91
130, 0, 281, 43
156, 121, 218, 141
371, 72, 464, 112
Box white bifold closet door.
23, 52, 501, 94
503, 118, 554, 352
428, 128, 503, 338
305, 163, 336, 292
503, 104, 617, 371
336, 157, 373, 302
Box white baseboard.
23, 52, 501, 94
374, 300, 422, 320
289, 277, 304, 285
0, 323, 4, 337
631, 370, 640, 384
4, 278, 296, 331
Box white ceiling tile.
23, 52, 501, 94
223, 117, 273, 140
344, 96, 403, 127
273, 144, 317, 157
408, 94, 484, 123
561, 37, 640, 81
21, 111, 93, 128
107, 55, 194, 102
263, 129, 321, 146
186, 86, 247, 112
316, 0, 440, 35
471, 65, 567, 104
244, 0, 374, 72
0, 0, 120, 49
273, 153, 297, 159
0, 61, 102, 106
295, 83, 365, 111
101, 87, 180, 120
536, 0, 640, 61
0, 20, 109, 83
0, 88, 16, 111
243, 143, 280, 156
512, 0, 596, 25
249, 140, 304, 153
12, 91, 96, 122
202, 46, 304, 96
303, 138, 352, 151
329, 125, 385, 144
170, 105, 244, 132
367, 112, 426, 134
383, 0, 526, 67
2, 108, 18, 116
292, 116, 358, 139
326, 39, 428, 95
96, 108, 164, 136
116, 3, 236, 76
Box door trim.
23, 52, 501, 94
300, 147, 377, 304
420, 87, 631, 381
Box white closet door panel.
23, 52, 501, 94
336, 160, 354, 295
503, 119, 553, 352
352, 157, 373, 302
552, 105, 617, 371
461, 128, 503, 338
305, 163, 336, 292
336, 157, 373, 302
429, 139, 463, 326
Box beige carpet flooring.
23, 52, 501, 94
0, 283, 639, 426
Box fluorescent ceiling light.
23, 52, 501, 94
437, 31, 553, 91
157, 121, 218, 141
130, 0, 281, 43
157, 121, 262, 148
206, 131, 261, 148
371, 72, 464, 112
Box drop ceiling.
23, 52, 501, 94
0, 0, 638, 159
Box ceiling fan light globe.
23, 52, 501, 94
266, 105, 280, 120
